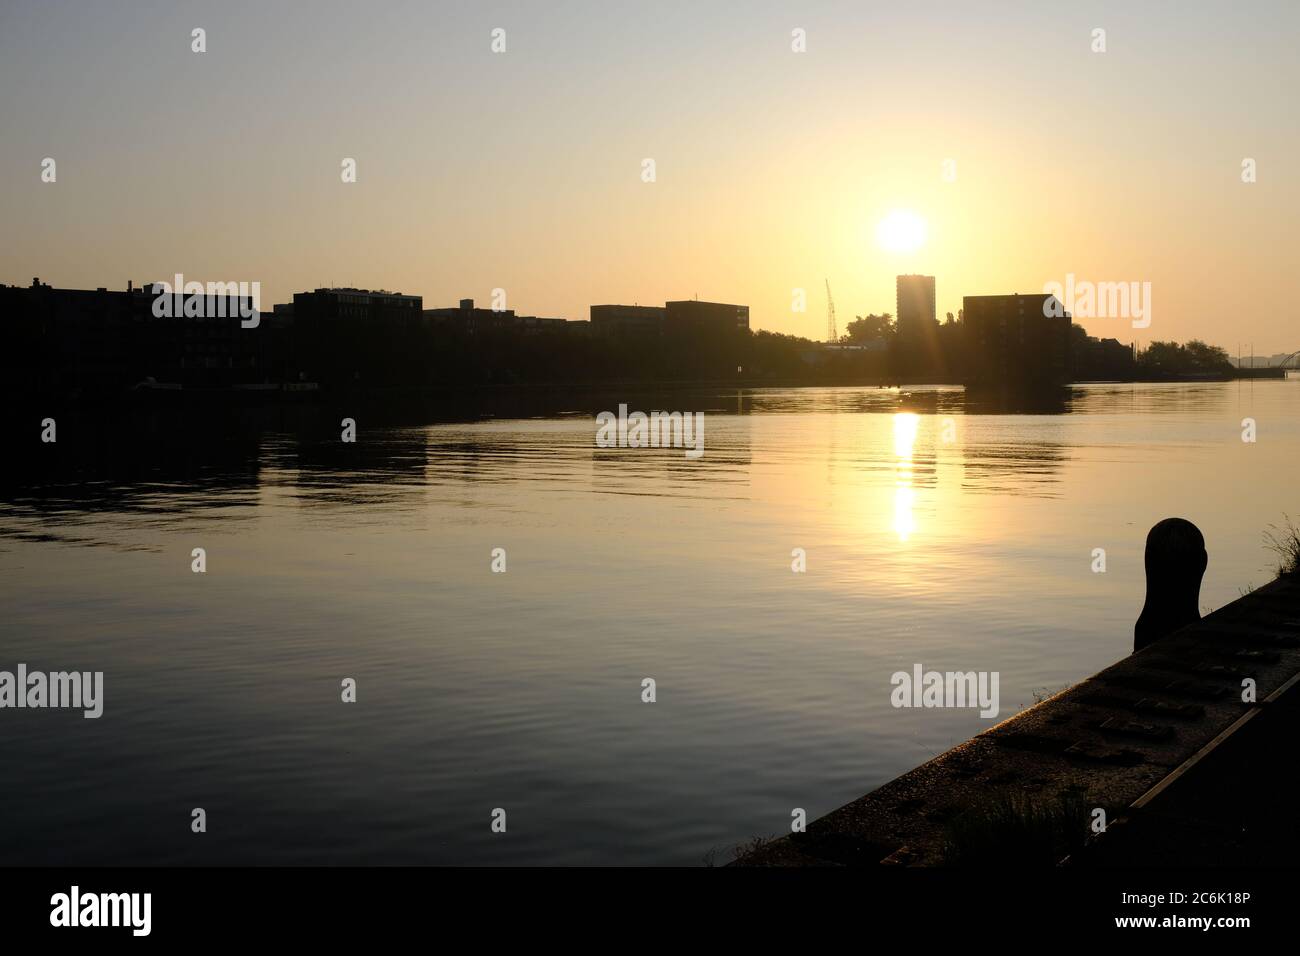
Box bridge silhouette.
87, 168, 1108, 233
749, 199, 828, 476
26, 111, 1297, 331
1273, 350, 1300, 369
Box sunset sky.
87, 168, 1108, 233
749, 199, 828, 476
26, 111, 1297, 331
2, 0, 1297, 352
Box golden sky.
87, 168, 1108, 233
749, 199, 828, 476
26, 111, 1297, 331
2, 0, 1297, 352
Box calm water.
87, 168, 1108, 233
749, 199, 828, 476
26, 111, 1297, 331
1, 381, 1296, 865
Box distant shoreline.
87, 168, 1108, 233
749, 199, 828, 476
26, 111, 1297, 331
5, 367, 1291, 409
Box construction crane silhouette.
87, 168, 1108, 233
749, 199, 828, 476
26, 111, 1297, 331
825, 279, 837, 343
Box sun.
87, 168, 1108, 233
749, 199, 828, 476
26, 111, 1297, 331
876, 210, 928, 254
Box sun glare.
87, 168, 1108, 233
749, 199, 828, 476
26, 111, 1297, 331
876, 210, 928, 254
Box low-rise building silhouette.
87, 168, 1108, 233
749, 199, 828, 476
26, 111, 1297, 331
424, 298, 570, 334
1071, 326, 1136, 381
0, 278, 767, 394
962, 292, 1071, 388
590, 304, 666, 337
664, 299, 750, 335
0, 278, 262, 393
291, 287, 423, 385
423, 297, 514, 332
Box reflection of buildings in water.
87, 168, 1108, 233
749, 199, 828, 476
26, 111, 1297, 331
0, 405, 450, 543
960, 433, 1068, 497
905, 389, 1070, 497
590, 411, 753, 495
0, 407, 264, 548
960, 386, 1070, 415
424, 427, 593, 499
285, 421, 433, 509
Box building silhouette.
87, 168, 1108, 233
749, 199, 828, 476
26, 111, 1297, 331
292, 287, 423, 385
423, 297, 514, 332
896, 275, 940, 377
962, 293, 1071, 388
664, 300, 750, 335
424, 298, 570, 334
590, 304, 667, 337
1071, 326, 1136, 381
0, 278, 767, 395
662, 300, 750, 377
896, 275, 935, 339
0, 278, 262, 393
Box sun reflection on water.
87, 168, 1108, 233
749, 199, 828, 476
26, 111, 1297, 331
893, 413, 919, 541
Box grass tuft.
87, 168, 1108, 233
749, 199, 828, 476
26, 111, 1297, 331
1264, 514, 1300, 579
939, 790, 1094, 866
